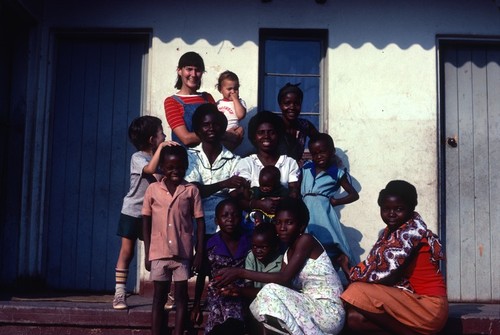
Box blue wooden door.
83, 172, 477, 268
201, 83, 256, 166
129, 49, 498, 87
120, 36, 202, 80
0, 5, 30, 286
45, 34, 148, 291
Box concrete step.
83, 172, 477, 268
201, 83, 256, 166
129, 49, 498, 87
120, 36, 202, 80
442, 303, 500, 335
0, 294, 202, 335
0, 293, 498, 334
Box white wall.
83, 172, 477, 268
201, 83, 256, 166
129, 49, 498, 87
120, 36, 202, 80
41, 0, 500, 263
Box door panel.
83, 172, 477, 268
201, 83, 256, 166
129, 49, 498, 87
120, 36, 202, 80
45, 35, 147, 291
441, 42, 500, 302
0, 4, 30, 285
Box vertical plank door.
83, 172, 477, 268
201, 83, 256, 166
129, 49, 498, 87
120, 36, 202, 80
441, 42, 500, 302
45, 34, 148, 291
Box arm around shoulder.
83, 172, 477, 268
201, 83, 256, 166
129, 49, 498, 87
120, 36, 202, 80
143, 141, 180, 175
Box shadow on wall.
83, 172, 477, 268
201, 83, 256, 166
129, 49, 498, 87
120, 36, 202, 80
333, 147, 364, 264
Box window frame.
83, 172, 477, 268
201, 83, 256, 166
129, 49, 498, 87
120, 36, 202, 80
258, 28, 328, 132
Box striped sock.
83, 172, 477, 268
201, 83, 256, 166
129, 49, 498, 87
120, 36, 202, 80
115, 268, 128, 292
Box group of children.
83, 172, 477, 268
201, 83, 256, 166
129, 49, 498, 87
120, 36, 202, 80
111, 51, 448, 335
112, 117, 296, 334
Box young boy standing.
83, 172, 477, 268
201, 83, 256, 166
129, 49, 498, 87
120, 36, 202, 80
142, 145, 205, 335
113, 115, 167, 310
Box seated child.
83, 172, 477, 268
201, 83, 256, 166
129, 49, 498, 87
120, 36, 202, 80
245, 222, 283, 289
245, 165, 289, 226
219, 222, 283, 334
191, 198, 251, 335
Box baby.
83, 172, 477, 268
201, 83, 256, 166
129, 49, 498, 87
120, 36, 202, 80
216, 70, 247, 151
245, 166, 289, 226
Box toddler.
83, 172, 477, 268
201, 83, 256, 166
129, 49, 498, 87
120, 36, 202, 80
216, 70, 247, 151
221, 222, 283, 335
245, 222, 283, 289
142, 145, 205, 335
245, 165, 289, 226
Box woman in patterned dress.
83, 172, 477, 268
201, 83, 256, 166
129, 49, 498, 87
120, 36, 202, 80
216, 197, 345, 335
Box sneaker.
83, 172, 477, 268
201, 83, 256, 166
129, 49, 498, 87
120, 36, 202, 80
112, 291, 128, 310
164, 292, 176, 310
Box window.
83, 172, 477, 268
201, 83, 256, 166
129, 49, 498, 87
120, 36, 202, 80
259, 29, 327, 130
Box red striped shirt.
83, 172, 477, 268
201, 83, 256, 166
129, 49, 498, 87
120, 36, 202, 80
164, 93, 216, 130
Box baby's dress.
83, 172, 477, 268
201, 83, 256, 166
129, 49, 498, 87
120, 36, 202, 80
301, 161, 355, 263
249, 249, 345, 335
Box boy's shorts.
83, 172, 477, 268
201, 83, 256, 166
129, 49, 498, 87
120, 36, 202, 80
150, 258, 190, 282
116, 213, 143, 240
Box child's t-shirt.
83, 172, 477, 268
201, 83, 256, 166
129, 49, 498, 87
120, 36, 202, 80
216, 98, 247, 130
245, 251, 283, 288
121, 151, 153, 218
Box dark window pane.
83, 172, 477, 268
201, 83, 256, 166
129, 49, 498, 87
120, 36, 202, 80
264, 40, 320, 75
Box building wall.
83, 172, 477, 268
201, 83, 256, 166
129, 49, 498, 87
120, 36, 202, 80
39, 0, 500, 263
